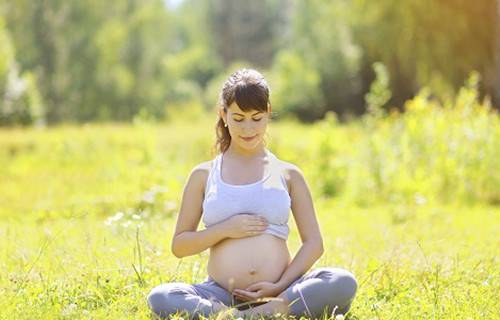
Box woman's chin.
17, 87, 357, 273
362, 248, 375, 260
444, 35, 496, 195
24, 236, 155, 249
238, 140, 263, 149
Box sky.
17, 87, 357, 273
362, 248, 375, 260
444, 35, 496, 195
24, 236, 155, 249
164, 0, 184, 10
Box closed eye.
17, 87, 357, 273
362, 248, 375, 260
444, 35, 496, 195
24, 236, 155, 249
234, 118, 263, 122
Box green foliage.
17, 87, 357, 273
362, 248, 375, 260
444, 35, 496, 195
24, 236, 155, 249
1, 1, 180, 123
161, 46, 223, 115
1, 0, 499, 125
0, 16, 13, 82
348, 73, 499, 206
270, 50, 325, 121
162, 46, 222, 90
0, 18, 44, 126
365, 62, 391, 117
289, 0, 364, 118
351, 0, 496, 105
274, 75, 499, 207
1, 79, 497, 219
208, 0, 288, 67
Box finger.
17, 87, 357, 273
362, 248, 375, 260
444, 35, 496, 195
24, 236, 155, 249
235, 293, 252, 302
258, 220, 270, 227
248, 282, 266, 291
245, 284, 259, 291
237, 289, 259, 299
237, 292, 253, 301
247, 224, 267, 231
233, 291, 249, 301
233, 292, 247, 301
251, 215, 267, 222
247, 218, 267, 226
247, 222, 267, 229
246, 226, 265, 232
258, 216, 268, 223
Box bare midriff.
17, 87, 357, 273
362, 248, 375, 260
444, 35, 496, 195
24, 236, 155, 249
207, 233, 291, 293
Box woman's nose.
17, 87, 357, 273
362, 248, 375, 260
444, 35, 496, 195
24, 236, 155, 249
241, 121, 257, 131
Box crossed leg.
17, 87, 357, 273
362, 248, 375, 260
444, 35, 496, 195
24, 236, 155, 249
147, 267, 357, 319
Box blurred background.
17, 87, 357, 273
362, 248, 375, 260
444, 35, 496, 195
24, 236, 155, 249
0, 0, 499, 125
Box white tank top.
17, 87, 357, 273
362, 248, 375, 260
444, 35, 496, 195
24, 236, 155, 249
202, 149, 291, 240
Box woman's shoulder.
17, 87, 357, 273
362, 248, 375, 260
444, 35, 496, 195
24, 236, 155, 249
271, 151, 302, 175
187, 160, 215, 193
278, 160, 303, 178
193, 159, 214, 172
191, 159, 215, 178
273, 157, 304, 192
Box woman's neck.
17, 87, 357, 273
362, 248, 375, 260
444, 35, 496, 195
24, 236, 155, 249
225, 143, 267, 159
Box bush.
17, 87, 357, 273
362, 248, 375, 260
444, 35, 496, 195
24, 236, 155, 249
269, 50, 325, 122
0, 19, 44, 126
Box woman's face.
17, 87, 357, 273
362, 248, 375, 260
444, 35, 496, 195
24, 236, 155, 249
220, 102, 270, 150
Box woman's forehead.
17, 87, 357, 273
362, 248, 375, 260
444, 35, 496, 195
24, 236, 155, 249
228, 102, 264, 115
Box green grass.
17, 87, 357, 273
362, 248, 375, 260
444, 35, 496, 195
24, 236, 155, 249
1, 87, 499, 319
1, 202, 498, 319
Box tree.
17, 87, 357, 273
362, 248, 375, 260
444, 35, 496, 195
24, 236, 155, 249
494, 0, 500, 107
207, 0, 288, 68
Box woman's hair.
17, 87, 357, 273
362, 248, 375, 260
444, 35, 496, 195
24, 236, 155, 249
214, 68, 271, 155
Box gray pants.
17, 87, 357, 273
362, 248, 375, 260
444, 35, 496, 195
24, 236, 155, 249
147, 267, 358, 319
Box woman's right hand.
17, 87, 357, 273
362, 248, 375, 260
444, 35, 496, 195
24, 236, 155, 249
221, 214, 269, 239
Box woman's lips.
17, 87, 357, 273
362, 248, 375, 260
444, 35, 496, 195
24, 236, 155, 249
241, 135, 257, 141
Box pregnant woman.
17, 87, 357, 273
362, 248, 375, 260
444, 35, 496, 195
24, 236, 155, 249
147, 69, 358, 319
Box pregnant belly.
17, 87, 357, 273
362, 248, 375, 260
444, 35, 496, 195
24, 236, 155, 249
207, 233, 291, 293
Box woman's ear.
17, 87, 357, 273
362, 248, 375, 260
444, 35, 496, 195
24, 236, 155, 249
218, 107, 226, 122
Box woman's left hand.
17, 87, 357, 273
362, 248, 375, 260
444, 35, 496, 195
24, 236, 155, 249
232, 281, 282, 302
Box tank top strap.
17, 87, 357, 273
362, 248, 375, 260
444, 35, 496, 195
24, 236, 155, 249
204, 155, 220, 194
268, 151, 289, 192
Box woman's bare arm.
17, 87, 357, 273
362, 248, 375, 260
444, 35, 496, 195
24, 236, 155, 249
275, 164, 324, 291
171, 163, 228, 258
172, 222, 228, 258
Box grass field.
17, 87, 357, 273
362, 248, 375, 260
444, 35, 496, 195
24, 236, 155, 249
1, 89, 499, 319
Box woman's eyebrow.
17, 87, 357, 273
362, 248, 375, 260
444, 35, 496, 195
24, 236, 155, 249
232, 112, 263, 116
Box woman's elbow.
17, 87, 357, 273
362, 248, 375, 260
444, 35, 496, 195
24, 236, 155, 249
311, 237, 324, 256
317, 243, 324, 257
171, 247, 182, 259
171, 238, 184, 258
